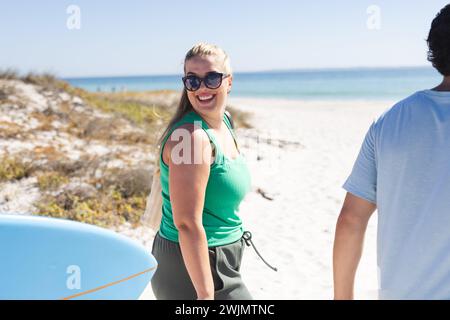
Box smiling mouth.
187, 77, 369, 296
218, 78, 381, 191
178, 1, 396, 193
196, 94, 216, 103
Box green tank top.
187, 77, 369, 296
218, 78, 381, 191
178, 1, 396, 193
159, 111, 251, 247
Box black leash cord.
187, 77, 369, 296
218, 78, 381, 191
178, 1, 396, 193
242, 231, 278, 272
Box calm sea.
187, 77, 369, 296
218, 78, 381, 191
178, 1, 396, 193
65, 67, 442, 101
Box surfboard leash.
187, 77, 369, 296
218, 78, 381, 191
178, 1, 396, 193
242, 231, 278, 272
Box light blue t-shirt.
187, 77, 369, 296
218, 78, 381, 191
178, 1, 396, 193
344, 90, 450, 300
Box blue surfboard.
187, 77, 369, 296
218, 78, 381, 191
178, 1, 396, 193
0, 214, 157, 300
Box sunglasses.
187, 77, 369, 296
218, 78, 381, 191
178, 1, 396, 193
182, 72, 230, 91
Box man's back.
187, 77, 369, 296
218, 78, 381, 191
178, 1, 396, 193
344, 90, 450, 299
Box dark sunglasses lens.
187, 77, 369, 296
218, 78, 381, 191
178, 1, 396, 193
184, 76, 201, 91
205, 73, 223, 89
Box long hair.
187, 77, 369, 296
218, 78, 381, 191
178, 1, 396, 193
157, 89, 193, 147
157, 42, 232, 147
143, 43, 232, 230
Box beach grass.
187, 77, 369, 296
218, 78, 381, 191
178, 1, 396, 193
36, 190, 147, 228
36, 171, 69, 191
0, 156, 33, 182
1, 70, 252, 229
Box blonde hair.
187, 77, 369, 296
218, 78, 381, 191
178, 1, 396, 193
159, 43, 232, 146
184, 43, 232, 75
142, 43, 232, 231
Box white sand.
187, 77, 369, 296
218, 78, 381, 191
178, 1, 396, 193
0, 79, 393, 300
140, 97, 395, 300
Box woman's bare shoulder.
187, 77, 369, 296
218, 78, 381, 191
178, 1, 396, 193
163, 123, 211, 165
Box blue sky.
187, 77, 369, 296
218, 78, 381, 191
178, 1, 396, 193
0, 0, 448, 77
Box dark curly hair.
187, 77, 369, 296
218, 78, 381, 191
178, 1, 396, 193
427, 5, 450, 76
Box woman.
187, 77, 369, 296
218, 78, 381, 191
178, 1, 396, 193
151, 43, 253, 300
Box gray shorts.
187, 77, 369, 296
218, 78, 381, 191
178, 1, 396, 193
151, 232, 253, 300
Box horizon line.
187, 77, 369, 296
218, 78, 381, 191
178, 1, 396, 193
62, 65, 433, 80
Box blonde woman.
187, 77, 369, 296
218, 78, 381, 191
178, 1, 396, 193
150, 43, 253, 300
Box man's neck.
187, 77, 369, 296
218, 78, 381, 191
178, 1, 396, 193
433, 76, 450, 91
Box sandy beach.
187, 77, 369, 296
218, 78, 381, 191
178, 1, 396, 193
138, 97, 396, 300
0, 77, 394, 300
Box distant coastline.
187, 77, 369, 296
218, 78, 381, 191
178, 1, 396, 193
65, 66, 441, 101
63, 65, 432, 80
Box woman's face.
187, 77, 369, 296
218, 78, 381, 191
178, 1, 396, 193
184, 55, 232, 116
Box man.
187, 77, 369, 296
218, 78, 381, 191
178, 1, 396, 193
333, 4, 450, 300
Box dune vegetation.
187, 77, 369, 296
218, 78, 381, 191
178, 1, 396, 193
0, 70, 250, 228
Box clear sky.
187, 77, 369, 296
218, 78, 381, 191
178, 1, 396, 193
0, 0, 448, 77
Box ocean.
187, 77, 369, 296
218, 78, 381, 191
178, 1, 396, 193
65, 67, 442, 101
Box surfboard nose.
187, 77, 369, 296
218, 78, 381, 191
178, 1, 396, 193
0, 214, 158, 300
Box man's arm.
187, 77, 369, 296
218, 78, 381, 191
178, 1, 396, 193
333, 192, 376, 300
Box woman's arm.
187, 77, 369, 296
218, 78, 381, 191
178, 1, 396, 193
165, 124, 215, 300
333, 192, 376, 300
